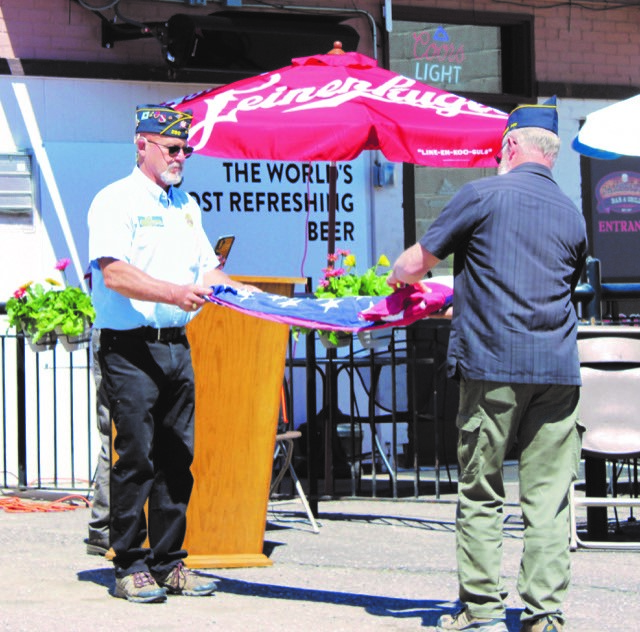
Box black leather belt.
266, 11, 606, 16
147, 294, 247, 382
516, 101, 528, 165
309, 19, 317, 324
103, 326, 186, 343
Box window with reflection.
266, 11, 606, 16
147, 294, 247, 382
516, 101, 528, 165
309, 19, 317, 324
389, 8, 533, 274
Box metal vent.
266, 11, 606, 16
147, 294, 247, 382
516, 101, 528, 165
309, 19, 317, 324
0, 153, 33, 216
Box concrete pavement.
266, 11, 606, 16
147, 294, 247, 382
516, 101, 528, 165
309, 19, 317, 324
0, 480, 637, 632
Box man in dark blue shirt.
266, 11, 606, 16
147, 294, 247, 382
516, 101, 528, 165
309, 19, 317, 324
388, 97, 587, 632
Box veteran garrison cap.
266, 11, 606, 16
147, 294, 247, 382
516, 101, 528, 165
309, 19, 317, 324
503, 96, 558, 137
135, 104, 193, 140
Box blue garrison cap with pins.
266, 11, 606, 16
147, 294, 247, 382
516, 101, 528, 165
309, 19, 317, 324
135, 104, 193, 140
503, 96, 558, 137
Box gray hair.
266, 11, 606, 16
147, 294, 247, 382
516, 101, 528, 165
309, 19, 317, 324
508, 127, 561, 166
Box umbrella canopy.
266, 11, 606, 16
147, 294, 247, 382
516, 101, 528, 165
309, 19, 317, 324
572, 94, 640, 159
167, 47, 508, 254
168, 48, 507, 167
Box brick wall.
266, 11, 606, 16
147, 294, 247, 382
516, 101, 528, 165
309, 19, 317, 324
1, 0, 639, 88
395, 0, 640, 88
1, 0, 176, 64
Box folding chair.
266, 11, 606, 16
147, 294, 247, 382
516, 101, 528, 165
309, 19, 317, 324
269, 385, 320, 533
570, 335, 640, 549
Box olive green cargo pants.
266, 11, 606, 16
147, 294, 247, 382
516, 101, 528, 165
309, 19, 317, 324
454, 379, 582, 625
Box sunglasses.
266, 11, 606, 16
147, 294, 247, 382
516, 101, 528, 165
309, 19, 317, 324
146, 138, 194, 158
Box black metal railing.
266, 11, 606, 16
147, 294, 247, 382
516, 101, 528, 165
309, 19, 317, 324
0, 331, 97, 493
574, 256, 640, 324
3, 255, 640, 499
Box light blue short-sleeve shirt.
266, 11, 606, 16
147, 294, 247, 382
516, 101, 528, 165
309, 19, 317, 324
88, 167, 218, 329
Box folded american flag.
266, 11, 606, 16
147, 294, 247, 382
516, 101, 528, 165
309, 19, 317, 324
206, 278, 453, 332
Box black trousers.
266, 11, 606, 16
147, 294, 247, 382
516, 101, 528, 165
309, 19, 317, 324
99, 329, 195, 579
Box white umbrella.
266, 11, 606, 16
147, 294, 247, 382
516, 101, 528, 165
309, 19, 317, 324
572, 94, 640, 159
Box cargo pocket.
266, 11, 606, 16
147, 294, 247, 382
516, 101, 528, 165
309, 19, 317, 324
456, 379, 485, 481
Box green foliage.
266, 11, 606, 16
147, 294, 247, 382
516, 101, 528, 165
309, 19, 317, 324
314, 252, 393, 300
40, 287, 96, 337
6, 267, 95, 343
6, 282, 50, 341
294, 251, 393, 346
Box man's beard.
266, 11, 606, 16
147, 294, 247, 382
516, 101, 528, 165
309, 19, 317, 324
160, 163, 183, 186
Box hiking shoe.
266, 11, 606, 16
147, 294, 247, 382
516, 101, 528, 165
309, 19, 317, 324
114, 571, 167, 604
521, 615, 564, 632
437, 608, 508, 631
156, 561, 217, 596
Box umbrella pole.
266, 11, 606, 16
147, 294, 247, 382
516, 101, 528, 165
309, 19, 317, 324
323, 160, 339, 497
327, 161, 337, 258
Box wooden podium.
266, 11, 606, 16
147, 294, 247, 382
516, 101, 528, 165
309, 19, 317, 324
184, 276, 306, 568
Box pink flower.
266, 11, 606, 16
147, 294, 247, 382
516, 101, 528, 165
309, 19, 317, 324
318, 279, 329, 288
55, 258, 71, 271
327, 253, 339, 263
13, 287, 26, 299
336, 249, 351, 256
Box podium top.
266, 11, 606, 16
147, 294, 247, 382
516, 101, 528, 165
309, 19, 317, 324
230, 275, 308, 298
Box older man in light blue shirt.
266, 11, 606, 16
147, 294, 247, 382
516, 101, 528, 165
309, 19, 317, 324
88, 104, 253, 604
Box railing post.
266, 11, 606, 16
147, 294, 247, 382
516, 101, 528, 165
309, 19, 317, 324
305, 329, 318, 516
584, 256, 602, 323
303, 275, 319, 517
16, 333, 27, 488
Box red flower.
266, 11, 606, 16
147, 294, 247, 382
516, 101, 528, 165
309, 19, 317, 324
322, 267, 345, 278
13, 287, 26, 299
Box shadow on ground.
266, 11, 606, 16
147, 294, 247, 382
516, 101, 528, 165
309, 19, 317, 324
77, 567, 525, 629
207, 577, 524, 630
266, 509, 524, 539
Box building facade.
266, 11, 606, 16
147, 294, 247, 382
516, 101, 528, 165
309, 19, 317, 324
1, 0, 639, 491
1, 0, 639, 294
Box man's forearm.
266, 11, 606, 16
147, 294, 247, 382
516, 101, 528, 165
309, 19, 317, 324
100, 258, 183, 303
388, 243, 441, 286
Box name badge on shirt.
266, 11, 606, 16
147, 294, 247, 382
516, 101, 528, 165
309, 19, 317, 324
139, 215, 164, 228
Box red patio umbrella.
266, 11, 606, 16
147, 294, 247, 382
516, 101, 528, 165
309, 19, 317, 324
167, 43, 508, 255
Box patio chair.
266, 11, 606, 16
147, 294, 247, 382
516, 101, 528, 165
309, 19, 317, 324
269, 386, 320, 534
570, 335, 640, 549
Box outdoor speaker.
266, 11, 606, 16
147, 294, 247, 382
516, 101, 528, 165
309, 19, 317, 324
165, 11, 360, 73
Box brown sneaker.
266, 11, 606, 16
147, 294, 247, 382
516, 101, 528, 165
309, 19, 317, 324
436, 608, 508, 631
156, 561, 217, 596
114, 571, 167, 603
521, 616, 564, 632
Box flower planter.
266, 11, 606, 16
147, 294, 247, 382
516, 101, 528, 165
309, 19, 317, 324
7, 261, 95, 356
318, 331, 352, 349
357, 327, 392, 350
55, 323, 91, 352
26, 331, 57, 353
59, 331, 91, 352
